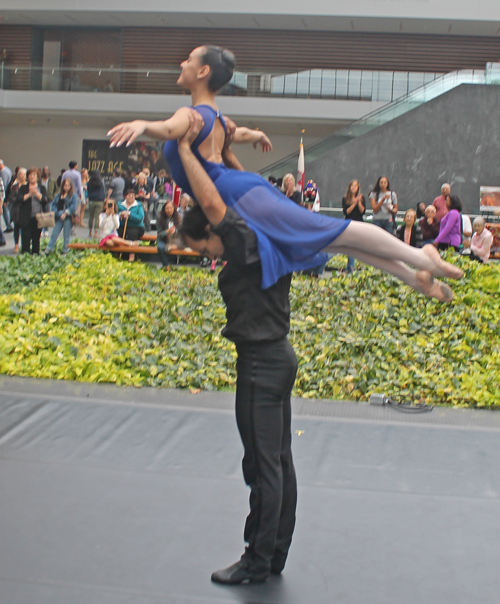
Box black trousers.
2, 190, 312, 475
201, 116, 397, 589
235, 337, 298, 575
21, 218, 42, 254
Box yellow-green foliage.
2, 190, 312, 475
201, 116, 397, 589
0, 251, 498, 407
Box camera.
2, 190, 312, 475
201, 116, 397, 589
107, 202, 113, 209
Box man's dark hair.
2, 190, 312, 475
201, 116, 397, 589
178, 204, 210, 241
200, 46, 235, 93
69, 161, 77, 169
447, 194, 463, 212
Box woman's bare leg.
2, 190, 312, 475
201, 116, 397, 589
334, 246, 453, 301
325, 222, 463, 279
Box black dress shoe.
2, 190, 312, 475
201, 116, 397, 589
211, 560, 268, 585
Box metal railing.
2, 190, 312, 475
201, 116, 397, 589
259, 67, 494, 183
0, 63, 445, 103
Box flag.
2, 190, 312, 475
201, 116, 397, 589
296, 138, 305, 194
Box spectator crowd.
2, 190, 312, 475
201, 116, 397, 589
0, 157, 497, 269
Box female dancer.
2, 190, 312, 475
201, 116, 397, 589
108, 45, 463, 301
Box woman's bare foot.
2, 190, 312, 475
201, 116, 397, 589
128, 253, 135, 262
14, 244, 19, 253
423, 245, 464, 279
416, 270, 454, 302
126, 240, 138, 246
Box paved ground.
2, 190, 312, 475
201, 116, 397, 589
1, 375, 500, 604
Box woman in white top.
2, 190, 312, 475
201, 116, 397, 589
98, 199, 137, 252
369, 176, 398, 234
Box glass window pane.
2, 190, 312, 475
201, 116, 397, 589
360, 72, 373, 99
309, 69, 322, 96
347, 70, 361, 98
336, 70, 348, 98
296, 71, 310, 96
283, 73, 297, 95
321, 70, 336, 96
392, 72, 408, 100
270, 75, 285, 95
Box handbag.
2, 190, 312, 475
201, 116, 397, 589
35, 211, 55, 229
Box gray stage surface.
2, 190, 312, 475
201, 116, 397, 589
1, 375, 500, 604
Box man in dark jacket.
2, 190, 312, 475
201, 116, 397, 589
177, 111, 298, 586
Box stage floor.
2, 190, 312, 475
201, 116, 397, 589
1, 375, 500, 604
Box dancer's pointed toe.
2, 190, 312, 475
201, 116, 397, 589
416, 270, 454, 302
423, 244, 464, 280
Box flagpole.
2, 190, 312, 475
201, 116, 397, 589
296, 137, 305, 202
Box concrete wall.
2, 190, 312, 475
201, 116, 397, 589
0, 124, 319, 178
306, 84, 500, 213
4, 0, 500, 22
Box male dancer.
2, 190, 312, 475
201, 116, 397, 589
178, 111, 298, 585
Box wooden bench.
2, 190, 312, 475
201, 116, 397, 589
67, 241, 200, 259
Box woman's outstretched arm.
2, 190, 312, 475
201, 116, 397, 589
107, 107, 192, 148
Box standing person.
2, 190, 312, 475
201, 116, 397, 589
433, 183, 450, 223
62, 161, 83, 201
0, 159, 13, 233
342, 179, 365, 272
107, 168, 125, 203
282, 173, 302, 205
108, 46, 463, 302
8, 167, 27, 253
395, 209, 423, 248
418, 205, 440, 246
0, 175, 5, 246
369, 176, 398, 233
177, 120, 298, 586
40, 166, 59, 203
79, 168, 89, 227
40, 166, 59, 238
45, 178, 78, 254
17, 167, 49, 254
433, 194, 463, 251
87, 169, 106, 238
134, 172, 153, 231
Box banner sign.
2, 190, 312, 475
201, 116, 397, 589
81, 140, 168, 185
479, 186, 500, 212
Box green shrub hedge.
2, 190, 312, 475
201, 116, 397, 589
0, 251, 498, 407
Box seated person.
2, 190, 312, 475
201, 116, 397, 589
117, 188, 145, 261
157, 199, 181, 267
418, 205, 440, 246
395, 209, 423, 248
461, 213, 473, 254
466, 217, 494, 263
99, 199, 137, 259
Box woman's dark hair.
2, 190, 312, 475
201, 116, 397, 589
178, 204, 210, 241
416, 201, 426, 219
447, 194, 463, 212
345, 179, 361, 203
200, 45, 235, 92
371, 176, 391, 196
159, 199, 180, 228
88, 169, 103, 187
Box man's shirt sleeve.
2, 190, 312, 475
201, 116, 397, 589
212, 207, 260, 266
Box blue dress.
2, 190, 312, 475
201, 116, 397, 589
163, 105, 349, 289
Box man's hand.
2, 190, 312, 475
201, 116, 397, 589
178, 110, 205, 148
253, 131, 273, 153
